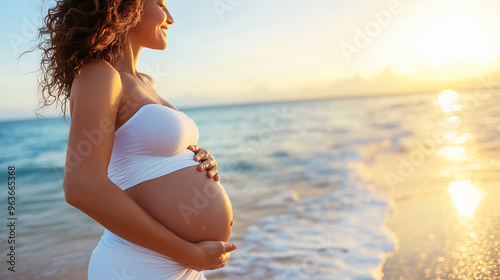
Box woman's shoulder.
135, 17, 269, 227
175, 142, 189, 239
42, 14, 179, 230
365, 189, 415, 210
70, 59, 123, 111
138, 72, 155, 88
77, 59, 121, 80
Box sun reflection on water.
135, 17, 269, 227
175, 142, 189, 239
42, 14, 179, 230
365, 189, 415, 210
435, 89, 463, 112
443, 131, 469, 144
438, 146, 466, 161
448, 180, 483, 217
434, 90, 471, 161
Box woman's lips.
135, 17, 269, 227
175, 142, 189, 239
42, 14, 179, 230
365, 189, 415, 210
161, 26, 168, 36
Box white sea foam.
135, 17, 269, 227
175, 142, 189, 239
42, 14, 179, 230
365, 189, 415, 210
206, 172, 398, 280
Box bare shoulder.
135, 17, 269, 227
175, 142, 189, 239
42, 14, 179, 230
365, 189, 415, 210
70, 59, 123, 115
139, 72, 156, 88
75, 59, 121, 84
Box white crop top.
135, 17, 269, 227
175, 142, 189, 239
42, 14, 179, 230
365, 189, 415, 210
107, 103, 200, 191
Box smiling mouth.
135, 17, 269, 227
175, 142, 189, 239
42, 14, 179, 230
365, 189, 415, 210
160, 26, 168, 36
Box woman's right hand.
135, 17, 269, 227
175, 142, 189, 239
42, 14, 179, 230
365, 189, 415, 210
181, 240, 237, 271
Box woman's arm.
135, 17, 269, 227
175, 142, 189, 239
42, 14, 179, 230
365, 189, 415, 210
63, 60, 235, 270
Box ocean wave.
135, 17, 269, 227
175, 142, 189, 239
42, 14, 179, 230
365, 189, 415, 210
206, 172, 398, 280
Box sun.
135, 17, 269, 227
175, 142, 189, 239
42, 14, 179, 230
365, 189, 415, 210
414, 12, 497, 67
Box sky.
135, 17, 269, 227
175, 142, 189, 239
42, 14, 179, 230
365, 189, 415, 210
1, 0, 500, 121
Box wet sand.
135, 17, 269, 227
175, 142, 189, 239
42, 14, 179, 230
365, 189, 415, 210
364, 145, 500, 280
382, 179, 500, 279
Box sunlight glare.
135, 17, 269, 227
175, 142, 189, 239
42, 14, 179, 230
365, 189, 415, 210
435, 90, 462, 112
448, 180, 483, 217
415, 13, 496, 67
444, 131, 469, 144
438, 146, 466, 161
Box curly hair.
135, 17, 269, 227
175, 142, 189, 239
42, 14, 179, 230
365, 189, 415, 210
35, 0, 144, 119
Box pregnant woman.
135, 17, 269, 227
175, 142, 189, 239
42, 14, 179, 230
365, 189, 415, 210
36, 0, 235, 279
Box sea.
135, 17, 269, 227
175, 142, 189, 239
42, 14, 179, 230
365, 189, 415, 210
0, 89, 499, 280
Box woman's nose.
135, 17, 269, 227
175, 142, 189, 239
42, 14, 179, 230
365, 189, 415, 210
166, 9, 174, 24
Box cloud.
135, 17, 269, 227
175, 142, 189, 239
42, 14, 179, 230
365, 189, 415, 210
319, 63, 500, 98
226, 62, 500, 104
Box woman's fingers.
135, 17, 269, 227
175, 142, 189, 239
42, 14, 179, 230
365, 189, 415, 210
216, 252, 231, 269
189, 145, 210, 161
191, 240, 237, 271
198, 160, 220, 180
187, 144, 200, 152
198, 159, 217, 171
189, 146, 210, 161
207, 165, 218, 178
221, 242, 237, 253
214, 247, 235, 269
188, 145, 221, 180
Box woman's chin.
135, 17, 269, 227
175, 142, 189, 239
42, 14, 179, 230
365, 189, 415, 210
158, 39, 167, 50
145, 40, 167, 51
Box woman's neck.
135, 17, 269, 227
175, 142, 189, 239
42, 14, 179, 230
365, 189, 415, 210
113, 38, 142, 76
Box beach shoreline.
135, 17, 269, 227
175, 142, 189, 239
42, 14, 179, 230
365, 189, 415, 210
381, 181, 500, 279
365, 150, 500, 280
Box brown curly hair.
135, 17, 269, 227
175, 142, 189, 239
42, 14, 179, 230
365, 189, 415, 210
35, 0, 144, 119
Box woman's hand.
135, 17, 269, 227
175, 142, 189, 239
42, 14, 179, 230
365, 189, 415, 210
181, 240, 237, 271
188, 145, 220, 181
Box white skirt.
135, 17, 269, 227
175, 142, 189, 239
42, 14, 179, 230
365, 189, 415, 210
88, 229, 206, 280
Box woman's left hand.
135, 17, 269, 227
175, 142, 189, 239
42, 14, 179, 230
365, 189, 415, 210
187, 145, 220, 181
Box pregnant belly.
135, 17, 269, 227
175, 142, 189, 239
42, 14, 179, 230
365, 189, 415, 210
124, 165, 233, 243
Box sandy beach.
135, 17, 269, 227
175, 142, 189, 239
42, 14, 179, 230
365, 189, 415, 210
383, 181, 500, 279
367, 91, 500, 280
379, 172, 500, 279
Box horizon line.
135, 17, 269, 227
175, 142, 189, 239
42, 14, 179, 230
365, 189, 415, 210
0, 88, 494, 123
